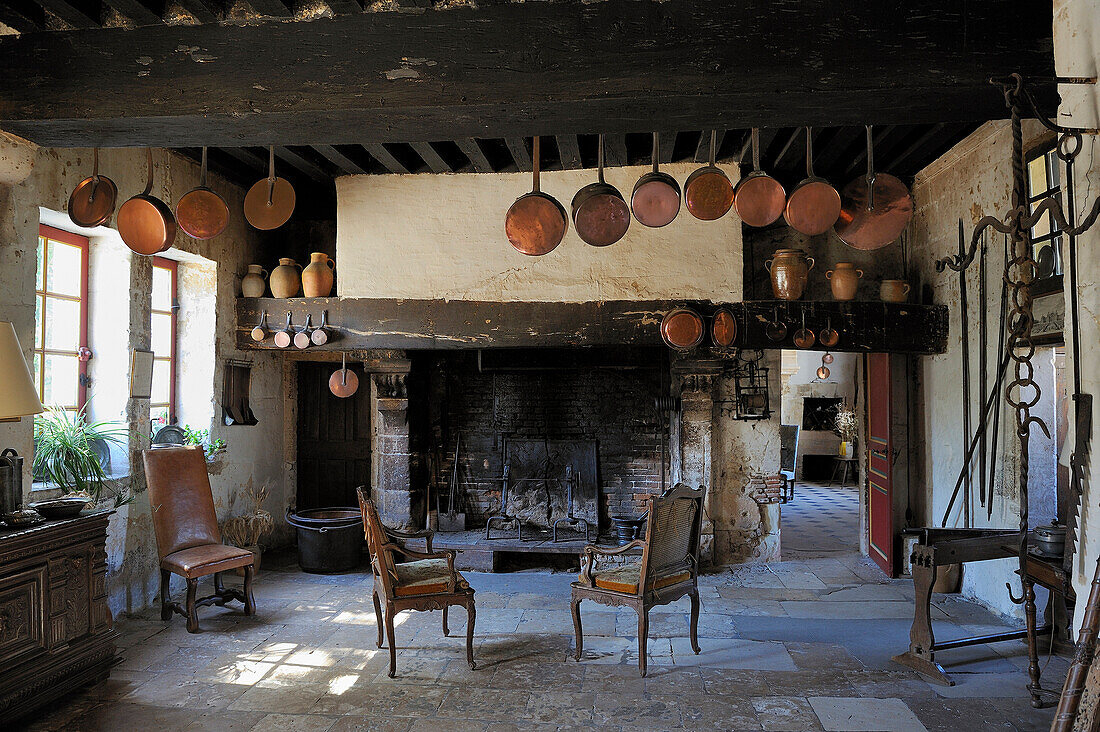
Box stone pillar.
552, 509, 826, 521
672, 361, 721, 564
372, 370, 414, 529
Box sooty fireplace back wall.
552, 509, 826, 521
408, 348, 671, 530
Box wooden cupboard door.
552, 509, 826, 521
867, 353, 895, 577
0, 565, 47, 664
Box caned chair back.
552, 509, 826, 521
143, 446, 221, 559
356, 487, 398, 596
640, 483, 704, 587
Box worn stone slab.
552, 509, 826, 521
808, 696, 928, 732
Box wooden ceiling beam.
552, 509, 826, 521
410, 141, 452, 174
693, 130, 724, 164
312, 144, 368, 175
102, 0, 163, 25
36, 0, 97, 28
364, 143, 409, 174
273, 145, 331, 182
0, 2, 41, 32
505, 137, 531, 172
456, 138, 493, 173
602, 134, 627, 167
173, 0, 220, 23
243, 0, 292, 17
556, 135, 582, 170
322, 0, 361, 14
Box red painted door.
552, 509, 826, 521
867, 353, 895, 576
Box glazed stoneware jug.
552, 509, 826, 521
880, 279, 912, 303
270, 258, 302, 298
825, 262, 864, 301
765, 249, 815, 300
241, 264, 269, 298
301, 252, 336, 298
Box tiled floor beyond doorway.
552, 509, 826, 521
21, 550, 1065, 732
782, 481, 861, 558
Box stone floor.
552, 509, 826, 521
20, 548, 1067, 731
781, 481, 861, 558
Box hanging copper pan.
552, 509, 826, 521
506, 136, 568, 255
177, 147, 229, 240
660, 308, 704, 350
68, 148, 118, 228
785, 127, 841, 235
571, 134, 630, 247
685, 131, 734, 221
734, 128, 786, 227
117, 149, 176, 256
329, 353, 360, 398
711, 307, 738, 348
244, 146, 296, 231
631, 132, 681, 228
834, 125, 913, 250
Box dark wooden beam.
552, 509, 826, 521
812, 125, 864, 173
603, 134, 627, 167
456, 138, 493, 173
693, 130, 725, 164
410, 141, 452, 173
0, 0, 1055, 147
771, 128, 803, 171
886, 123, 950, 172
243, 0, 292, 17
36, 0, 97, 28
102, 0, 163, 25
505, 137, 531, 172
173, 0, 220, 23
274, 145, 331, 182
843, 125, 896, 177
322, 0, 361, 14
0, 2, 40, 32
312, 144, 368, 175
217, 146, 268, 175
658, 132, 676, 164
556, 135, 582, 170
364, 143, 409, 174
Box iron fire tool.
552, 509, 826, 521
958, 220, 973, 527
552, 465, 595, 543
978, 231, 988, 510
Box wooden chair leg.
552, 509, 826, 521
385, 607, 397, 678
160, 569, 172, 621
637, 607, 649, 677
689, 589, 701, 654
185, 578, 200, 633
442, 606, 449, 636
372, 590, 384, 648
243, 564, 256, 616
213, 571, 223, 594
465, 600, 476, 669
571, 596, 584, 661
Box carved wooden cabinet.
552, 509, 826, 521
0, 510, 116, 721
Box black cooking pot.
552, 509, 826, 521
285, 507, 363, 573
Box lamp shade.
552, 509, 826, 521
0, 321, 44, 419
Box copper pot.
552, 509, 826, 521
834, 126, 913, 250
734, 128, 786, 227
784, 127, 841, 236
68, 148, 117, 228
571, 134, 629, 247
176, 147, 229, 240
765, 249, 815, 300
117, 149, 176, 256
506, 136, 567, 255
244, 147, 296, 231
631, 132, 681, 228
684, 131, 734, 221
660, 308, 704, 350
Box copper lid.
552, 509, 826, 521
244, 147, 296, 230
834, 172, 913, 250
329, 355, 360, 398
711, 308, 738, 348
785, 179, 841, 235
68, 150, 117, 228
661, 308, 704, 350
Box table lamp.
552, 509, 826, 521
0, 321, 44, 520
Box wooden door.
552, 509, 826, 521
867, 353, 896, 576
297, 362, 371, 510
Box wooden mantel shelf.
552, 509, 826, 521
236, 297, 948, 355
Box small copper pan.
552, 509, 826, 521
785, 127, 841, 235
711, 307, 738, 348
660, 307, 704, 350
506, 136, 568, 255
631, 132, 681, 228
734, 128, 786, 227
68, 148, 118, 228
244, 146, 296, 231
684, 131, 734, 221
792, 312, 816, 349
177, 147, 229, 240
834, 125, 913, 250
329, 353, 360, 398
117, 149, 176, 256
571, 134, 630, 247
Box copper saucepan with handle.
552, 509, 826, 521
506, 136, 568, 255
834, 125, 913, 250
571, 133, 630, 247
176, 147, 229, 240
68, 148, 118, 228
631, 132, 681, 228
244, 146, 296, 231
329, 353, 360, 398
785, 127, 841, 235
684, 130, 734, 221
734, 128, 786, 227
117, 148, 177, 256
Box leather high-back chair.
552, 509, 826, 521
143, 446, 256, 632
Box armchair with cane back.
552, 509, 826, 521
572, 483, 704, 676
356, 487, 476, 678
142, 446, 256, 633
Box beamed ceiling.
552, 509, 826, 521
0, 0, 1055, 210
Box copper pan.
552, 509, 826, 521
711, 307, 738, 348
734, 128, 786, 227
684, 131, 734, 221
244, 146, 296, 231
117, 149, 176, 256
792, 312, 815, 349
660, 307, 704, 350
329, 353, 360, 398
571, 134, 630, 247
631, 132, 681, 228
68, 148, 117, 228
785, 127, 841, 235
506, 136, 568, 255
177, 147, 229, 240
834, 125, 913, 250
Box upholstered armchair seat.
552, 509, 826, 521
581, 563, 691, 595
162, 544, 255, 579
394, 558, 472, 597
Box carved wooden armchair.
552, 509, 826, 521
571, 483, 704, 676
356, 487, 476, 677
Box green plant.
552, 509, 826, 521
180, 425, 228, 462
33, 407, 129, 506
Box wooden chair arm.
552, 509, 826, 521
379, 543, 460, 593
578, 540, 645, 587
386, 527, 434, 553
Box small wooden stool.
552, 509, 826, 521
830, 457, 858, 486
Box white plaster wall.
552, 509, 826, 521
335, 163, 743, 302
780, 349, 859, 462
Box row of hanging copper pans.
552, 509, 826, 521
507, 126, 913, 256
67, 146, 296, 257
660, 307, 739, 351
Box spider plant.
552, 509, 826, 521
33, 407, 128, 506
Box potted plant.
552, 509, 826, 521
221, 478, 274, 575
180, 425, 228, 464
32, 407, 131, 507
834, 404, 859, 457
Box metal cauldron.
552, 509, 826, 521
285, 507, 363, 573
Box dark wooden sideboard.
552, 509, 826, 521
0, 510, 116, 722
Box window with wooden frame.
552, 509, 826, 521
34, 225, 89, 412
1025, 142, 1063, 277
150, 257, 178, 428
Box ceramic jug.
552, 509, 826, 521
825, 262, 863, 301
240, 264, 269, 298
301, 252, 336, 298
270, 258, 302, 298
880, 279, 912, 303
764, 249, 815, 300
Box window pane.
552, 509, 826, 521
151, 407, 170, 429
151, 359, 171, 406
1027, 155, 1047, 197
1032, 211, 1051, 240
151, 313, 173, 357
33, 353, 41, 398
34, 295, 44, 349
42, 354, 79, 408
45, 240, 83, 297
1047, 150, 1060, 188
152, 266, 173, 311
36, 237, 44, 292
43, 296, 82, 351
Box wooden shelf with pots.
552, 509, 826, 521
236, 297, 948, 355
